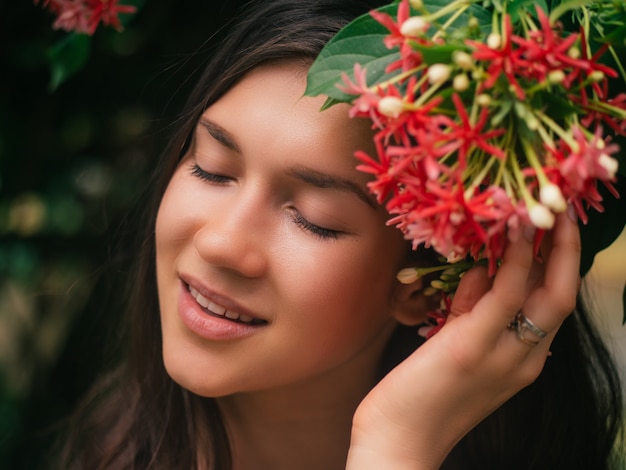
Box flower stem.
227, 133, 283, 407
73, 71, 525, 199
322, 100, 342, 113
521, 139, 549, 187
432, 5, 470, 41
421, 0, 471, 24
368, 65, 423, 93
508, 148, 536, 207
535, 110, 578, 151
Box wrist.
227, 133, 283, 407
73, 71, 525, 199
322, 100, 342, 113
346, 437, 445, 470
347, 410, 449, 470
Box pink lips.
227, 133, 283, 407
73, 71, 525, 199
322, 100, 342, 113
177, 278, 266, 341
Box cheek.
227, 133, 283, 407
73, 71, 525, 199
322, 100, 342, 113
282, 232, 404, 336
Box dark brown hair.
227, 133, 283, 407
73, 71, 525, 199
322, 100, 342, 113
57, 1, 623, 468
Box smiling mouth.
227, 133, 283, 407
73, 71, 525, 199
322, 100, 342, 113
187, 285, 266, 325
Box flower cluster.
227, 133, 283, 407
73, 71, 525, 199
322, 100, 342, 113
35, 0, 137, 35
336, 0, 625, 336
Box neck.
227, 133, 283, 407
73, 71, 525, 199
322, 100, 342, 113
217, 337, 391, 470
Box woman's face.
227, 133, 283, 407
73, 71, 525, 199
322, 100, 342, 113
155, 63, 411, 397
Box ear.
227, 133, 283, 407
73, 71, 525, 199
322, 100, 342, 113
390, 277, 439, 326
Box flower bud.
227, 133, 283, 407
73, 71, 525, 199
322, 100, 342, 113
471, 68, 485, 81
430, 279, 447, 290
377, 96, 405, 118
396, 267, 421, 284
452, 50, 474, 70
547, 70, 565, 84
526, 115, 539, 130
487, 33, 501, 49
540, 184, 567, 212
423, 286, 438, 296
598, 154, 619, 178
476, 94, 491, 106
568, 47, 580, 59
401, 16, 428, 36
529, 203, 555, 229
589, 71, 605, 82
427, 63, 451, 85
445, 252, 465, 264
453, 74, 470, 91
409, 0, 423, 9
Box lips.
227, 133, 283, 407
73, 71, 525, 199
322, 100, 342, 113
187, 284, 265, 325
180, 275, 268, 328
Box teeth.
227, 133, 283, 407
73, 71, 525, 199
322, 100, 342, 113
196, 293, 210, 309
225, 310, 239, 320
208, 300, 226, 316
188, 284, 257, 324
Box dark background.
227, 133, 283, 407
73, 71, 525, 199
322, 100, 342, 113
0, 1, 246, 468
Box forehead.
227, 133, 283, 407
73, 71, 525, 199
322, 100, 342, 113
200, 62, 376, 181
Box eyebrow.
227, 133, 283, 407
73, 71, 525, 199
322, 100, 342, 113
197, 118, 375, 208
286, 165, 376, 208
197, 119, 241, 153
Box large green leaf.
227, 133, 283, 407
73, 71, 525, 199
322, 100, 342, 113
305, 0, 492, 104
305, 4, 397, 104
47, 33, 91, 91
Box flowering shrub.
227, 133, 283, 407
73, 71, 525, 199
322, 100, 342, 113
306, 0, 626, 335
35, 0, 137, 35
34, 0, 139, 89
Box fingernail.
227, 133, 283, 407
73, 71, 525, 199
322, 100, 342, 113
567, 204, 578, 223
523, 224, 536, 243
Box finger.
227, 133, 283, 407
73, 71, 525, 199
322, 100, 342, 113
469, 226, 535, 333
518, 210, 581, 332
448, 264, 491, 320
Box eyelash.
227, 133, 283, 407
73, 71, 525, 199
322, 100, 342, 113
190, 163, 232, 183
290, 210, 340, 240
191, 163, 340, 240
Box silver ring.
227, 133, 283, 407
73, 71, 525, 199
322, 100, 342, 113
507, 311, 547, 346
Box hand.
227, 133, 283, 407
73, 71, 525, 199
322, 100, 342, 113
346, 210, 581, 469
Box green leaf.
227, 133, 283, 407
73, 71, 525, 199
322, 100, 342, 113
47, 33, 91, 91
412, 43, 467, 65
507, 0, 549, 22
304, 4, 396, 103
305, 0, 492, 104
579, 175, 626, 276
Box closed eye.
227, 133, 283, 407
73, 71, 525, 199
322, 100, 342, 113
190, 163, 232, 184
289, 210, 341, 240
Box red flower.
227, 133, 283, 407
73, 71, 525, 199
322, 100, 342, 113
467, 16, 530, 100
576, 84, 626, 136
548, 126, 620, 223
446, 94, 506, 167
36, 0, 136, 35
370, 0, 426, 72
419, 294, 452, 338
339, 63, 381, 120
562, 27, 618, 92
86, 0, 137, 33
510, 6, 585, 85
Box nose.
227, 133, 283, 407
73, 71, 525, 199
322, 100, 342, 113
193, 188, 269, 278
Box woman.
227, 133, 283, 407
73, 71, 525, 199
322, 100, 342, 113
58, 0, 623, 468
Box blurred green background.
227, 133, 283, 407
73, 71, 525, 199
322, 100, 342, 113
0, 1, 245, 468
